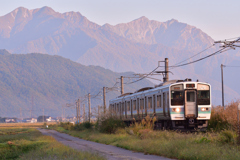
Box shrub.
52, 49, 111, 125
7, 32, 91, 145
129, 115, 156, 137
218, 130, 236, 144
98, 117, 125, 134
60, 122, 74, 130
74, 122, 93, 131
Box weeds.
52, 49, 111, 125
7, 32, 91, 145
0, 127, 105, 160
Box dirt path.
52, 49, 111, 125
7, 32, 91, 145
38, 129, 174, 160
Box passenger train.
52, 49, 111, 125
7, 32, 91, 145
109, 79, 211, 131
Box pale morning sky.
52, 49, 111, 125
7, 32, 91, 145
0, 0, 239, 40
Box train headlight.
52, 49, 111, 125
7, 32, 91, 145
172, 108, 181, 112
201, 108, 208, 111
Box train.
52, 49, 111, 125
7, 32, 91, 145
109, 78, 211, 131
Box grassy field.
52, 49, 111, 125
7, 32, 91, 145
0, 127, 105, 160
0, 122, 57, 128
48, 124, 240, 160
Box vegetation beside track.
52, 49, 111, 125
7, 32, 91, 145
0, 127, 105, 160
47, 101, 240, 160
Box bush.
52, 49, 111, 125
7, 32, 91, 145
218, 130, 236, 144
208, 106, 230, 131
128, 115, 156, 137
98, 117, 125, 134
60, 122, 74, 130
74, 122, 93, 131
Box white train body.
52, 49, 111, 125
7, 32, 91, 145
109, 79, 211, 130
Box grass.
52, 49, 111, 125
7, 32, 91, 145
0, 127, 105, 160
48, 123, 240, 160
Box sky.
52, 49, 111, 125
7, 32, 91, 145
0, 0, 240, 41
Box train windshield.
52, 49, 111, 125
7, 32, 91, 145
197, 90, 210, 105
171, 91, 184, 105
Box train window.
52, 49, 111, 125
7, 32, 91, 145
122, 103, 125, 112
153, 95, 155, 109
127, 101, 130, 111
133, 100, 136, 110
148, 97, 152, 109
163, 93, 166, 108
171, 91, 183, 105
197, 90, 210, 105
157, 95, 161, 108
187, 91, 195, 102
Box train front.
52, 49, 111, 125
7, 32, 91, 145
170, 82, 211, 131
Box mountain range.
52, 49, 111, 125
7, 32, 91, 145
0, 6, 239, 107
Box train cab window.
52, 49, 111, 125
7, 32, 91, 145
171, 91, 183, 105
127, 101, 130, 111
197, 90, 210, 105
133, 100, 136, 110
157, 95, 161, 108
148, 97, 152, 109
187, 91, 195, 102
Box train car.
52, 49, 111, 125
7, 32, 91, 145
109, 79, 211, 131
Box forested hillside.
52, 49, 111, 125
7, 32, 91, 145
0, 53, 153, 118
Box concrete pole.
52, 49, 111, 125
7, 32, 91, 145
103, 87, 106, 114
76, 100, 78, 123
121, 76, 124, 95
83, 104, 85, 122
221, 64, 225, 107
88, 93, 91, 122
78, 99, 81, 123
163, 58, 169, 82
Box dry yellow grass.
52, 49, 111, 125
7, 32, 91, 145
211, 100, 240, 130
0, 122, 57, 128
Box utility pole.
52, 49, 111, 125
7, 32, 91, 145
88, 93, 91, 122
121, 76, 124, 95
78, 99, 81, 123
221, 64, 225, 107
103, 87, 106, 114
163, 58, 169, 82
83, 104, 85, 122
76, 100, 79, 123
98, 105, 100, 121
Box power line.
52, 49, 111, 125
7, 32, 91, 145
123, 66, 160, 85
168, 47, 226, 69
171, 44, 215, 67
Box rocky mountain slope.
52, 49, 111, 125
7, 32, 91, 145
0, 6, 239, 105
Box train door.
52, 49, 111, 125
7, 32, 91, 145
167, 92, 170, 117
185, 90, 197, 118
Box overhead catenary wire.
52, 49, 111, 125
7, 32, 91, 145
168, 47, 226, 69
123, 66, 160, 85
171, 44, 215, 67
